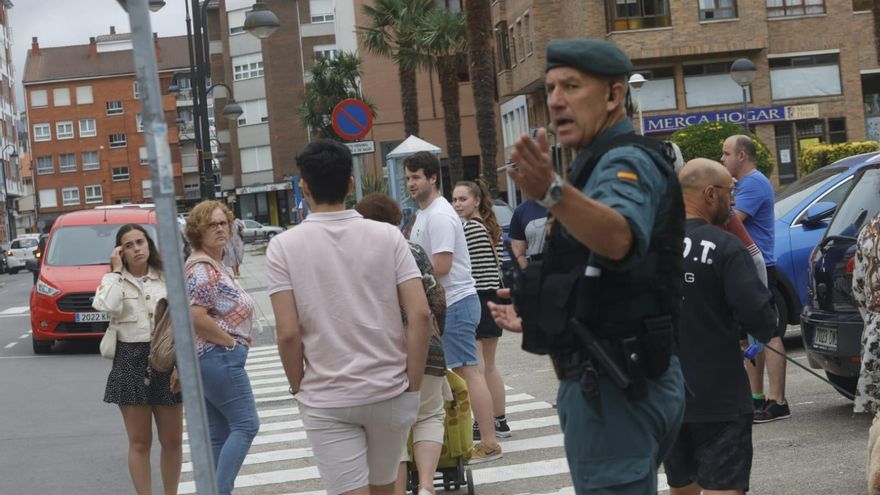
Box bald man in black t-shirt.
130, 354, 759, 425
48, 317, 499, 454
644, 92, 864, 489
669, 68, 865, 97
663, 158, 776, 495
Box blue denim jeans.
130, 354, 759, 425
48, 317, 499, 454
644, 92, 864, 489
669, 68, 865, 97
199, 344, 260, 495
442, 293, 481, 368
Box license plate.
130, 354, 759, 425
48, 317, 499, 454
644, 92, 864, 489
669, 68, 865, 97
813, 326, 838, 352
75, 312, 110, 323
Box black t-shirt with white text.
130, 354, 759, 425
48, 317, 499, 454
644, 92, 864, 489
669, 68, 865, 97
678, 218, 775, 422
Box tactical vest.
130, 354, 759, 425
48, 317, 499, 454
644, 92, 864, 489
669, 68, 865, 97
519, 133, 685, 358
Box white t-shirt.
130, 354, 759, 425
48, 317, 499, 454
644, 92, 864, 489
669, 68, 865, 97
410, 196, 477, 305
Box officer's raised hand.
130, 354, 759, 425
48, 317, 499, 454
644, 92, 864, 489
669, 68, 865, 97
487, 289, 522, 333
509, 128, 554, 200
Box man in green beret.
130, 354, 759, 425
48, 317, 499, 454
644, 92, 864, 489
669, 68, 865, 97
489, 38, 686, 493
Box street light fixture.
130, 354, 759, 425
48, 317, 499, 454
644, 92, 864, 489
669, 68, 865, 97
148, 0, 166, 12
730, 58, 757, 133
244, 1, 280, 39
628, 73, 647, 136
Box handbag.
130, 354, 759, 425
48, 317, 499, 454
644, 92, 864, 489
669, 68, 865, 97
149, 297, 176, 372
99, 326, 117, 359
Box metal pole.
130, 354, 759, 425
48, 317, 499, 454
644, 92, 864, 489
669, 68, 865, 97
353, 154, 364, 201
121, 1, 219, 493
636, 89, 644, 136
742, 86, 749, 134
185, 0, 204, 169
191, 0, 216, 199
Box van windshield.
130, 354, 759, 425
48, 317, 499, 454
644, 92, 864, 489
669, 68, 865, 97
45, 225, 158, 266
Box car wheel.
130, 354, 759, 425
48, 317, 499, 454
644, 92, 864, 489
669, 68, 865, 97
32, 336, 52, 355
771, 285, 789, 337
825, 371, 858, 400
267, 232, 277, 240
9, 267, 19, 275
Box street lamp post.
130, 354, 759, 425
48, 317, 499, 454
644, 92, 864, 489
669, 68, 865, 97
730, 58, 757, 134
628, 73, 647, 135
181, 0, 278, 200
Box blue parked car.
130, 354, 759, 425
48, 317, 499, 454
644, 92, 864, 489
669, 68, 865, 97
772, 151, 880, 336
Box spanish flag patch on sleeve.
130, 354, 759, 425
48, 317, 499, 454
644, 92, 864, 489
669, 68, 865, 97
617, 171, 639, 182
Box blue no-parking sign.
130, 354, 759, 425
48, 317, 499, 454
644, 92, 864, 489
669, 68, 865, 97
331, 99, 373, 141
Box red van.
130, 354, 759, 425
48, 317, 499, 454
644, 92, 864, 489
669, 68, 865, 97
29, 205, 159, 354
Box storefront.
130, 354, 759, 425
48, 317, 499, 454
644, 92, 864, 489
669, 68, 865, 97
233, 181, 294, 227
644, 104, 847, 185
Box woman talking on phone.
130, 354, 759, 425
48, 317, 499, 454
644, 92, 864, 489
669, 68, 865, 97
93, 224, 182, 495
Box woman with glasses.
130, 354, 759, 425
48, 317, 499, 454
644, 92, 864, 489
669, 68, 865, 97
184, 200, 258, 495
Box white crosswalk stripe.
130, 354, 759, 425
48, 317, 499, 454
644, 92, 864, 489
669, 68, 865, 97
180, 346, 671, 494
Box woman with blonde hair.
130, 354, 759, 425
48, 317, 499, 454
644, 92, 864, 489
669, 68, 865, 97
451, 179, 511, 440
184, 200, 258, 495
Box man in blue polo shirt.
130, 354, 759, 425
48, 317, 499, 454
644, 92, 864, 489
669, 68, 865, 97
721, 134, 790, 423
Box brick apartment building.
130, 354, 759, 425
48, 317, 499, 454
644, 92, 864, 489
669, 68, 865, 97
205, 0, 503, 225
493, 0, 879, 185
0, 0, 22, 242
22, 30, 188, 226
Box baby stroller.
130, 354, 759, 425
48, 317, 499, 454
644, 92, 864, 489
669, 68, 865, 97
406, 369, 475, 495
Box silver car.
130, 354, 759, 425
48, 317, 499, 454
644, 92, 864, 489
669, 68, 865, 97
241, 219, 284, 242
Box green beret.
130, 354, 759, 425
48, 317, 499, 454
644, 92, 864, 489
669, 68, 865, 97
545, 38, 633, 76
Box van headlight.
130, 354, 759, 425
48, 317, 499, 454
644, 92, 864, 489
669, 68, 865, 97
36, 279, 60, 297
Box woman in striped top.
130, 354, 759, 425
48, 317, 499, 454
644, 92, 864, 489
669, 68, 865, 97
452, 180, 511, 439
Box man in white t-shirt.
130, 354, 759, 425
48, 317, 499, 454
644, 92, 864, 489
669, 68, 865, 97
404, 151, 503, 465
267, 140, 432, 495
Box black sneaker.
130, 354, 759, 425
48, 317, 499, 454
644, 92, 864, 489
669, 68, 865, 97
753, 400, 791, 423
753, 397, 766, 413
472, 421, 481, 441
494, 417, 512, 438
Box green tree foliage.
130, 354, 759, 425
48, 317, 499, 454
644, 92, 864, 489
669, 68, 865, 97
670, 122, 774, 177
358, 0, 434, 138
345, 172, 389, 209
798, 141, 880, 176
298, 52, 376, 140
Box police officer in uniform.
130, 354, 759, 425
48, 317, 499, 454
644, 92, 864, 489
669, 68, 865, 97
489, 38, 686, 494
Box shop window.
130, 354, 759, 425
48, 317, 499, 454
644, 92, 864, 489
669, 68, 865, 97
828, 118, 847, 144
767, 0, 825, 18
632, 67, 677, 111
606, 0, 672, 31
769, 52, 841, 100
683, 62, 748, 108
699, 0, 736, 20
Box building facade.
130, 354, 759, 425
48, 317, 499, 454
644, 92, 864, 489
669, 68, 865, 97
0, 1, 22, 242
206, 0, 503, 225
22, 31, 188, 227
493, 0, 879, 185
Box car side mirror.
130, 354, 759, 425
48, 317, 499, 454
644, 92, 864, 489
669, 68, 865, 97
802, 201, 836, 227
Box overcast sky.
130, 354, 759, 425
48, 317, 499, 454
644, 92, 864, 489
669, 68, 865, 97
11, 0, 189, 106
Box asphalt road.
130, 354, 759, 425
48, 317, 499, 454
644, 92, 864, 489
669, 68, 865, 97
0, 264, 872, 494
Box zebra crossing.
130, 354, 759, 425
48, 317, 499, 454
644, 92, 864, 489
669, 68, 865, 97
179, 345, 670, 494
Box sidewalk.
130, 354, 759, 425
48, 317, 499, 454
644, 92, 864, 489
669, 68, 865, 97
238, 241, 277, 347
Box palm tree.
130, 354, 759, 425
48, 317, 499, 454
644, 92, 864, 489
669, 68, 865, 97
298, 52, 376, 140
463, 0, 499, 190
409, 7, 468, 185
358, 0, 434, 139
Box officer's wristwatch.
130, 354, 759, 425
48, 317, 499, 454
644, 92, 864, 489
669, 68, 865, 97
537, 173, 564, 209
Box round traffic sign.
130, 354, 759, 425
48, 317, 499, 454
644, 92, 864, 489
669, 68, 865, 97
331, 99, 373, 141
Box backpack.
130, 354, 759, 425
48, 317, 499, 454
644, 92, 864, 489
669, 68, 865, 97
149, 297, 175, 372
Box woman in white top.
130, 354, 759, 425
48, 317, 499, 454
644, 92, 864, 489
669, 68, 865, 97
93, 224, 182, 495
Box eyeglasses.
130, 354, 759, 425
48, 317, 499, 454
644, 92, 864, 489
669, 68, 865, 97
207, 220, 229, 231
711, 184, 739, 196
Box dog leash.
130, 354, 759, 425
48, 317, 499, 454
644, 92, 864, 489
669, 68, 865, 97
759, 344, 856, 401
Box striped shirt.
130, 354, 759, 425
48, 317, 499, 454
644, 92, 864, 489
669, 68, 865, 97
462, 219, 502, 291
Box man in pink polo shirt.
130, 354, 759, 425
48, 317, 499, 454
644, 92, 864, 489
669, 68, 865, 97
266, 140, 432, 495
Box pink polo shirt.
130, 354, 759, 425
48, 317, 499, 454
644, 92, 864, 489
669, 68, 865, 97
266, 210, 421, 408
